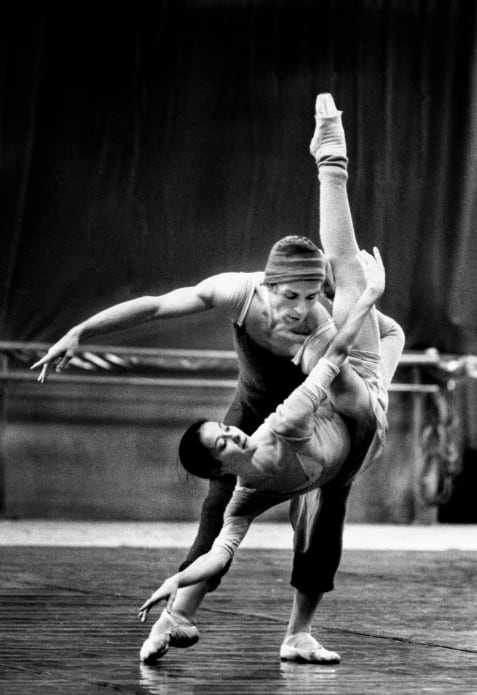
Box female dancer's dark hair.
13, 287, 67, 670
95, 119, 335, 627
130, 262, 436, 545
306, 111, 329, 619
178, 419, 222, 480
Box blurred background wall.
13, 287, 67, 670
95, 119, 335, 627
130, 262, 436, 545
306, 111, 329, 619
1, 0, 477, 522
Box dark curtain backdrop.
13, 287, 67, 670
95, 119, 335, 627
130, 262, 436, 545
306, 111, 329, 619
1, 0, 477, 352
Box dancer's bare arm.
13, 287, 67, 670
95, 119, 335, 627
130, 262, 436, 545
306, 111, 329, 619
376, 311, 405, 388
138, 546, 231, 619
272, 248, 384, 436
323, 248, 384, 368
31, 273, 241, 382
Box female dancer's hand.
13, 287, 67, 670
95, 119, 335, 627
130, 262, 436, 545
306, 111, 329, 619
357, 247, 385, 300
30, 330, 81, 383
138, 576, 180, 622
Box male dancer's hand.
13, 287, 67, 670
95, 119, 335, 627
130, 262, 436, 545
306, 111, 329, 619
138, 576, 180, 621
30, 330, 80, 383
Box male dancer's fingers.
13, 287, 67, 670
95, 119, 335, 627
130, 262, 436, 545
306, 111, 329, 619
31, 349, 71, 381
33, 362, 54, 383
32, 352, 73, 383
30, 356, 46, 370
39, 364, 51, 383
56, 351, 73, 372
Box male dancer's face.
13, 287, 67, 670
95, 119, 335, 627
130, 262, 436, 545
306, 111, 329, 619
267, 280, 322, 328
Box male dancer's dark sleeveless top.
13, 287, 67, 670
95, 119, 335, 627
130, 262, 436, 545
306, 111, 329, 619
224, 323, 306, 433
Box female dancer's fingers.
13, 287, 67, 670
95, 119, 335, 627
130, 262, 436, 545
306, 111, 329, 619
372, 246, 384, 267
138, 607, 149, 623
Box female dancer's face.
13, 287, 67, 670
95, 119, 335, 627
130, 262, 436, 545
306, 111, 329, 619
199, 422, 250, 464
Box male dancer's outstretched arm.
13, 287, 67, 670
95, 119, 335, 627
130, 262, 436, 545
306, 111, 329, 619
30, 271, 265, 383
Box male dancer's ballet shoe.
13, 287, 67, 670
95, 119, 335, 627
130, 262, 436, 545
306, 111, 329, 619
309, 93, 347, 164
139, 609, 200, 663
280, 632, 341, 664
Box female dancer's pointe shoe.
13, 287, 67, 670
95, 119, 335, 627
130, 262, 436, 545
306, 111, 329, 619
280, 632, 341, 664
309, 93, 347, 163
315, 92, 340, 118
140, 631, 170, 664
139, 609, 200, 663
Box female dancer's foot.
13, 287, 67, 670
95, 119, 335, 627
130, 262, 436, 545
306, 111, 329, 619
309, 93, 347, 165
139, 608, 200, 663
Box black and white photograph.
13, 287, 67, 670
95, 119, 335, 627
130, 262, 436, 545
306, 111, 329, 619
1, 1, 476, 693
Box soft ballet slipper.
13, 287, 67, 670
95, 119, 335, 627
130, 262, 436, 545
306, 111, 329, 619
139, 609, 199, 663
280, 632, 341, 664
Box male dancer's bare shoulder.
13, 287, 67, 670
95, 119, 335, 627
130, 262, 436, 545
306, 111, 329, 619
196, 270, 332, 358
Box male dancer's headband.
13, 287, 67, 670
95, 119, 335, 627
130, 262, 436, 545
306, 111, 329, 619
264, 236, 326, 283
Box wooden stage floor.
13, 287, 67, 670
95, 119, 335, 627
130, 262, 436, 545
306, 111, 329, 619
1, 539, 476, 694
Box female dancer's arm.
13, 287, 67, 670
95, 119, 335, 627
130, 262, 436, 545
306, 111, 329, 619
138, 545, 231, 619
138, 491, 277, 621
272, 248, 385, 437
